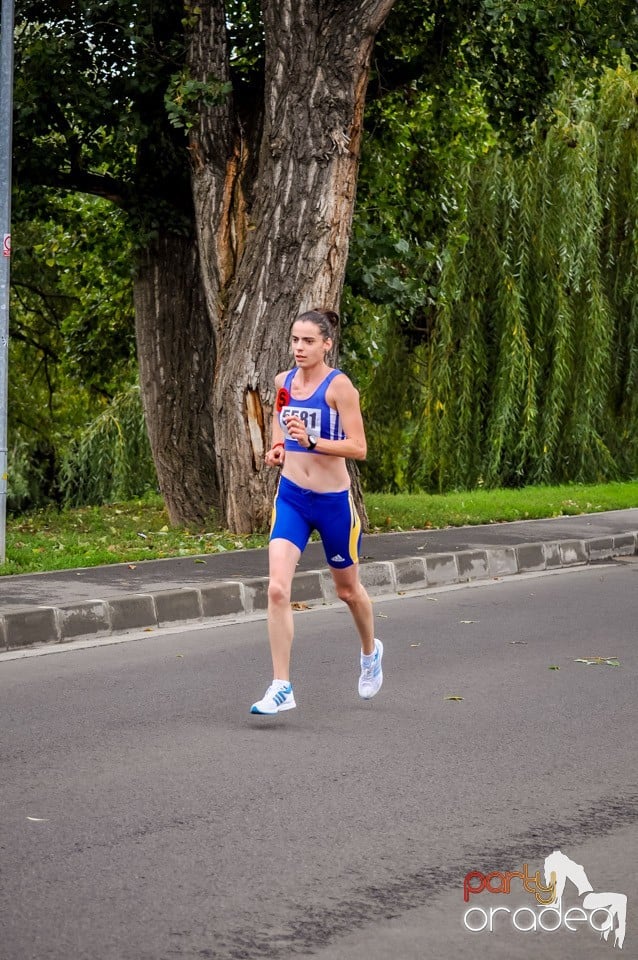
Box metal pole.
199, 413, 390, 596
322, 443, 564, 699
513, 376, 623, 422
0, 0, 15, 563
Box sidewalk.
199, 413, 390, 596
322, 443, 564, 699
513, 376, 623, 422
1, 509, 636, 652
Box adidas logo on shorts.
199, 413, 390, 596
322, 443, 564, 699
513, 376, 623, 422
331, 554, 345, 563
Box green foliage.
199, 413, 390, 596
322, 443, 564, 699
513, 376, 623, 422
14, 193, 136, 386
345, 77, 497, 491
347, 62, 638, 493
7, 192, 138, 513
226, 0, 264, 78
377, 1, 638, 143
461, 0, 638, 137
412, 64, 638, 491
342, 299, 422, 492
349, 79, 497, 299
165, 73, 233, 130
59, 384, 157, 507
6, 439, 56, 516
14, 0, 194, 237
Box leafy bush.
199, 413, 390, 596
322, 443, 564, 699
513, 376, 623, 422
59, 384, 157, 506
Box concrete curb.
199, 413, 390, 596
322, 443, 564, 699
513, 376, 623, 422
1, 532, 636, 652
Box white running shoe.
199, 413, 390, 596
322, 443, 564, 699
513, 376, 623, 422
250, 680, 296, 715
358, 638, 384, 699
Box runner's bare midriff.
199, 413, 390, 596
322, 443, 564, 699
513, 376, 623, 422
282, 450, 350, 493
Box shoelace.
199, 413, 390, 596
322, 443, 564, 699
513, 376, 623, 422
361, 656, 377, 679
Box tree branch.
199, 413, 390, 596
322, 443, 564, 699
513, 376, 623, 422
34, 169, 131, 207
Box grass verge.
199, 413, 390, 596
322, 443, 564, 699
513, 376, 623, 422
2, 481, 637, 576
365, 480, 638, 531
4, 495, 268, 576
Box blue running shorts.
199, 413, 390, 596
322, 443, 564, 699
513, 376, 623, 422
270, 475, 362, 568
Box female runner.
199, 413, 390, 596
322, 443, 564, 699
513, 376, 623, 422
250, 308, 383, 715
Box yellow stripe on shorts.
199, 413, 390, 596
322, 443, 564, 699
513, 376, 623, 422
348, 491, 361, 564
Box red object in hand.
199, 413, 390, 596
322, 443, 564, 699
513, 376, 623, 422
275, 387, 290, 412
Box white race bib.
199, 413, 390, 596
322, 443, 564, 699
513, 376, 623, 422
280, 406, 322, 440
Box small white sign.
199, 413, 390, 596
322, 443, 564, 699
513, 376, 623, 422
2, 234, 10, 257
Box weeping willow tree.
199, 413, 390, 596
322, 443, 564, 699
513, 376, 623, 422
403, 63, 638, 491
59, 385, 156, 507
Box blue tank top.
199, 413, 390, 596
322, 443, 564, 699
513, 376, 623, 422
279, 368, 346, 453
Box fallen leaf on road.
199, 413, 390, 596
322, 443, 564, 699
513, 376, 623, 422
143, 628, 154, 633
510, 640, 528, 645
445, 695, 464, 701
426, 597, 438, 602
291, 602, 309, 611
128, 564, 136, 570
548, 665, 560, 670
377, 613, 389, 619
194, 559, 207, 564
27, 817, 49, 822
175, 654, 184, 659
459, 620, 478, 624
574, 657, 620, 667
410, 643, 421, 648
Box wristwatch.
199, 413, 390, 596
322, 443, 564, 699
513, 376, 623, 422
307, 434, 318, 450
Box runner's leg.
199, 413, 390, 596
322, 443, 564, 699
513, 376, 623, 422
267, 537, 302, 681
329, 563, 375, 656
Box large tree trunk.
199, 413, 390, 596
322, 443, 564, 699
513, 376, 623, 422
189, 0, 396, 532
134, 231, 218, 526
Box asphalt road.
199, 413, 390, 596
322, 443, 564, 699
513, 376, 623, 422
1, 560, 637, 960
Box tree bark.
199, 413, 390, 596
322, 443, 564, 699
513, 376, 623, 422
189, 0, 397, 531
134, 231, 218, 526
